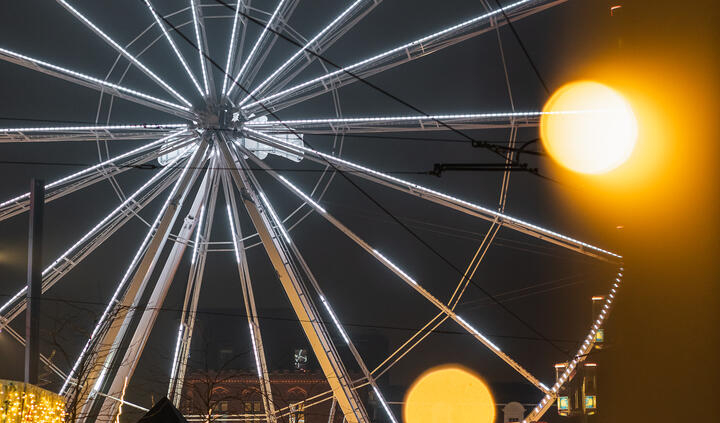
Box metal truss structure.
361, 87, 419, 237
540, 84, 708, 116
0, 1, 623, 423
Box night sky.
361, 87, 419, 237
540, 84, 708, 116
0, 1, 718, 422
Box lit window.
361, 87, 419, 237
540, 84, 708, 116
558, 396, 570, 411
584, 395, 597, 409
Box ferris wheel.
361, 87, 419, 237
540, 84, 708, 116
0, 1, 624, 423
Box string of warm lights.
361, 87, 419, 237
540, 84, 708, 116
0, 380, 65, 423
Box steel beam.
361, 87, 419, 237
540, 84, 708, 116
168, 167, 220, 407
222, 172, 276, 423
0, 47, 193, 119
245, 113, 540, 135
95, 164, 215, 420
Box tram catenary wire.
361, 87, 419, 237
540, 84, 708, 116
0, 292, 587, 345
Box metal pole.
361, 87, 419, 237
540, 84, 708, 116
25, 178, 44, 385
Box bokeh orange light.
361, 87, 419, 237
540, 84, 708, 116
540, 81, 638, 174
403, 365, 495, 423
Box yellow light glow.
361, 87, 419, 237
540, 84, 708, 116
403, 366, 495, 423
541, 81, 637, 174
0, 380, 66, 423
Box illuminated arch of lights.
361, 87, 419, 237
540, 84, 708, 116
0, 1, 622, 423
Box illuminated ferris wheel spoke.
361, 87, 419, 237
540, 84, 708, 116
226, 0, 298, 99
0, 134, 193, 223
220, 0, 246, 96
239, 148, 549, 394
142, 0, 205, 97
0, 155, 185, 334
0, 46, 193, 118
237, 0, 382, 105
244, 112, 541, 134
221, 172, 277, 423
241, 0, 565, 115
0, 124, 187, 143
243, 128, 620, 260
190, 0, 215, 99
56, 0, 192, 107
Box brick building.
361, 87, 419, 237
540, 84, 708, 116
180, 369, 376, 423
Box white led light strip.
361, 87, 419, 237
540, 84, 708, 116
237, 0, 367, 106
277, 175, 326, 213
0, 123, 186, 134
169, 323, 184, 381
221, 0, 244, 96
243, 110, 604, 127
243, 0, 536, 109
258, 191, 291, 243
243, 128, 620, 259
319, 294, 398, 423
192, 206, 206, 264
58, 0, 192, 107
228, 0, 291, 98
0, 46, 191, 112
190, 0, 210, 97
226, 204, 241, 264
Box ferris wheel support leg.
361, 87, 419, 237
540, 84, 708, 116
241, 151, 549, 393
95, 160, 216, 422
235, 145, 397, 423
216, 136, 370, 423
73, 142, 208, 423
222, 172, 277, 423
168, 167, 220, 407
